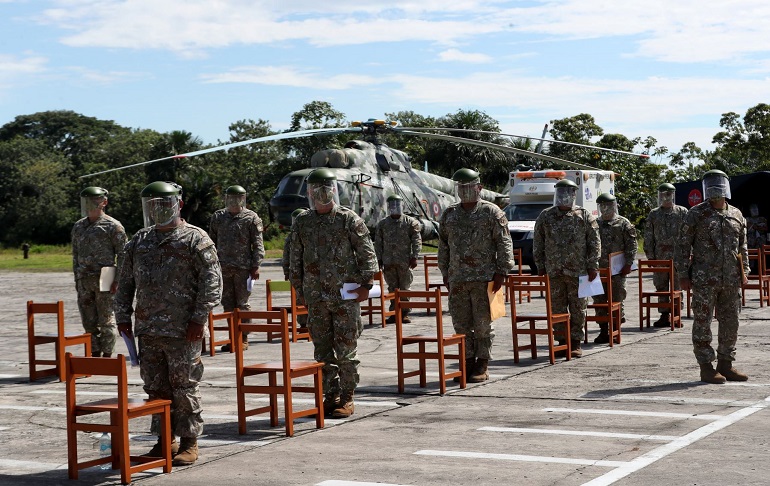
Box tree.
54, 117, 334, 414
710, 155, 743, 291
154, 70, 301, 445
282, 101, 348, 165
709, 103, 770, 174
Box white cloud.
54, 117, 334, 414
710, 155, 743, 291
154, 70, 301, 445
64, 66, 150, 84
438, 48, 491, 63
200, 65, 380, 90
0, 53, 48, 89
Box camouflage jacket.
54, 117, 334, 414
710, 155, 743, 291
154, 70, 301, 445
533, 206, 601, 277
282, 232, 292, 278
644, 205, 688, 260
374, 214, 422, 266
437, 200, 514, 285
597, 216, 638, 269
71, 214, 128, 280
674, 201, 749, 288
115, 221, 222, 338
289, 206, 378, 305
746, 216, 768, 248
209, 208, 264, 270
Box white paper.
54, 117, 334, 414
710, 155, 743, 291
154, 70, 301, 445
340, 282, 381, 300
120, 331, 139, 367
99, 266, 116, 292
610, 254, 638, 276
578, 274, 605, 298
246, 276, 253, 292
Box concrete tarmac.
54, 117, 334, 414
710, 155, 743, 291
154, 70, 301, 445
0, 258, 768, 485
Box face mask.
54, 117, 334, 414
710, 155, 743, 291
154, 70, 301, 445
658, 192, 674, 208
310, 184, 335, 207
456, 181, 481, 203
149, 198, 179, 226
388, 200, 403, 216
554, 187, 576, 207
704, 186, 727, 200
225, 195, 245, 211
702, 176, 730, 200
599, 202, 617, 220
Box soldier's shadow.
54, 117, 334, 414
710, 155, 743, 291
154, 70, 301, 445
582, 380, 708, 399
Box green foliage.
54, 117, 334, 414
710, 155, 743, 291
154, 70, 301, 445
0, 244, 72, 272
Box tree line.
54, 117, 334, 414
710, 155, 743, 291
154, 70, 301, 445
1, 101, 768, 247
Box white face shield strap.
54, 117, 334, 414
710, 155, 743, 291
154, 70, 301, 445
554, 187, 576, 207
456, 180, 481, 203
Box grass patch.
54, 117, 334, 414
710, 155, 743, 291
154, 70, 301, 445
0, 245, 73, 272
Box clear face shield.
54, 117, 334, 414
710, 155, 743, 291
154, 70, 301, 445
702, 175, 731, 201
307, 182, 339, 211
388, 199, 403, 217
225, 194, 246, 212
658, 191, 675, 208
80, 196, 106, 218
141, 195, 180, 228
598, 201, 618, 220
455, 180, 481, 204
554, 187, 577, 207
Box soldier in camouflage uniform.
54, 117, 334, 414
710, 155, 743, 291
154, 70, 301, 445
289, 169, 378, 418
115, 181, 222, 466
282, 208, 308, 329
533, 179, 601, 358
374, 194, 422, 324
675, 170, 750, 384
592, 193, 638, 344
209, 185, 264, 351
438, 168, 513, 383
71, 187, 127, 357
746, 203, 767, 250
644, 183, 688, 327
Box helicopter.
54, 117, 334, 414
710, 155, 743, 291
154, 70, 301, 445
81, 118, 648, 240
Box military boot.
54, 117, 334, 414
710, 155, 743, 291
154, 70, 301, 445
699, 362, 726, 384
455, 357, 475, 383
593, 324, 610, 344
173, 438, 199, 466
332, 392, 355, 418
468, 359, 489, 383
716, 360, 748, 381
571, 343, 583, 358
323, 393, 340, 417
653, 313, 671, 328
143, 435, 179, 457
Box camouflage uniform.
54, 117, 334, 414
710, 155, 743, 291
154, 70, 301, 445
594, 216, 638, 320
644, 205, 688, 313
438, 200, 514, 360
746, 215, 768, 249
289, 206, 378, 398
209, 208, 264, 314
675, 202, 749, 364
71, 214, 127, 355
533, 206, 601, 343
282, 231, 307, 327
115, 222, 222, 438
374, 214, 422, 316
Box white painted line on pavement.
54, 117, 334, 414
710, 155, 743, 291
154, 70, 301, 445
596, 394, 757, 406
0, 405, 65, 412
0, 458, 67, 470
378, 370, 508, 379
317, 481, 414, 486
0, 374, 22, 379
543, 407, 722, 420
582, 396, 769, 485
479, 427, 678, 442
415, 450, 626, 467
0, 427, 9, 431
203, 413, 344, 425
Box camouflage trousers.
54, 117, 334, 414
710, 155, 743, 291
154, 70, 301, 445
653, 265, 681, 315
592, 274, 627, 320
448, 281, 494, 360
138, 335, 204, 438
548, 274, 586, 343
691, 284, 741, 364
307, 299, 363, 397
75, 275, 116, 355
222, 266, 252, 342
383, 264, 414, 316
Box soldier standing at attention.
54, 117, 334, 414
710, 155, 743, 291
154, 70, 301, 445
592, 193, 638, 344
438, 168, 513, 383
746, 203, 767, 250
374, 194, 422, 324
675, 170, 749, 384
289, 168, 378, 418
209, 185, 264, 351
282, 208, 308, 280
533, 179, 601, 358
115, 181, 222, 466
71, 186, 127, 357
644, 183, 688, 327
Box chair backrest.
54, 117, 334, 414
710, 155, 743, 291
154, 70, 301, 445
27, 300, 65, 337
637, 259, 675, 291
394, 288, 443, 341
597, 266, 613, 303
423, 255, 439, 283
234, 308, 291, 368
511, 248, 523, 275
763, 245, 770, 276
266, 280, 305, 315
507, 275, 556, 318
65, 353, 128, 410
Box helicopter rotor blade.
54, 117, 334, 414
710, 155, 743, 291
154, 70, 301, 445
395, 129, 600, 171
80, 126, 360, 178
396, 126, 650, 159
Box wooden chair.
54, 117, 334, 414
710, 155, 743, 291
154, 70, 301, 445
202, 311, 234, 357
65, 353, 172, 484
585, 266, 622, 346
360, 271, 397, 327
423, 255, 448, 314
27, 300, 91, 382
265, 280, 310, 343
742, 248, 770, 307
505, 248, 531, 304
395, 288, 466, 395
638, 260, 682, 330
509, 275, 571, 365
234, 308, 324, 437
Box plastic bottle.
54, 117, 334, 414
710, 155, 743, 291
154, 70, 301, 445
99, 432, 111, 469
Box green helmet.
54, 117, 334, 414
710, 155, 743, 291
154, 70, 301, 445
703, 169, 728, 179
702, 169, 730, 200
141, 181, 182, 197
657, 183, 676, 192
306, 168, 336, 184
452, 168, 480, 183
596, 192, 616, 203
225, 185, 247, 195
80, 186, 108, 197
291, 208, 307, 219
386, 194, 403, 202
555, 179, 578, 189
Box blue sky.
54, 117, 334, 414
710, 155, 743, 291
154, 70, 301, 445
2, 0, 769, 162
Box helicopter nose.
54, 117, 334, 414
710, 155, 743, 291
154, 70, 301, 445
270, 194, 309, 226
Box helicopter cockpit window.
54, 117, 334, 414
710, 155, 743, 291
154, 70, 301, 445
276, 175, 306, 196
